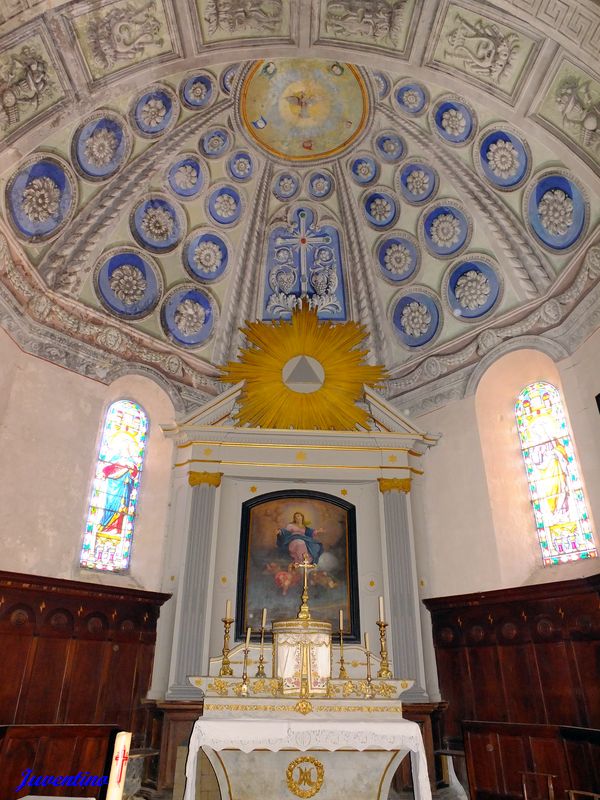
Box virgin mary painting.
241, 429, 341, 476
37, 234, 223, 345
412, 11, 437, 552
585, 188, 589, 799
236, 490, 360, 641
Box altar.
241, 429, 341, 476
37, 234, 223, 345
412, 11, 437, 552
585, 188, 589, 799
183, 559, 432, 800
184, 712, 432, 800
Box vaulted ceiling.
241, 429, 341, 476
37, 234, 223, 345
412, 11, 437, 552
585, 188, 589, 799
1, 0, 599, 417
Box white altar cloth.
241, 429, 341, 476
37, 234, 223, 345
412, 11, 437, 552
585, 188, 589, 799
184, 717, 432, 800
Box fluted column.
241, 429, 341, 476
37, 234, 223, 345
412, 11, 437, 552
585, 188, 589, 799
166, 471, 222, 700
379, 478, 428, 701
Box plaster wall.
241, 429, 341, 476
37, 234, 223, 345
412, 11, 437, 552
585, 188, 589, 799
411, 337, 600, 606
0, 328, 175, 592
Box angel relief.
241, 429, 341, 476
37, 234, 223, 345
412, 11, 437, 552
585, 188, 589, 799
0, 45, 54, 129
237, 493, 359, 640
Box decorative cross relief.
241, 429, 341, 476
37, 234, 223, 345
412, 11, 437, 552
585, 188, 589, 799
263, 207, 347, 320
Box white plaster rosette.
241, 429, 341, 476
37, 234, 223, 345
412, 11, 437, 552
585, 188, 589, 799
305, 168, 335, 200
71, 109, 133, 183
179, 69, 217, 110
428, 94, 477, 147
165, 152, 209, 201
181, 226, 231, 284
394, 157, 439, 206
388, 284, 443, 351
472, 123, 532, 192
441, 253, 503, 323
93, 246, 164, 320
5, 152, 79, 244
522, 167, 589, 255
129, 83, 180, 139
160, 282, 219, 348
204, 181, 246, 228
374, 230, 421, 285
392, 78, 430, 117
417, 197, 473, 260
272, 170, 302, 201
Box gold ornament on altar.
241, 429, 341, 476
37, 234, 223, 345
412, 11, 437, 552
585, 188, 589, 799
286, 755, 325, 798
219, 304, 386, 430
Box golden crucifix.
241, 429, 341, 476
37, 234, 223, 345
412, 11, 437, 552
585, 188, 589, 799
293, 554, 316, 620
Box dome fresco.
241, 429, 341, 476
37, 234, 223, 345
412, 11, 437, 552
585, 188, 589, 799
0, 0, 599, 416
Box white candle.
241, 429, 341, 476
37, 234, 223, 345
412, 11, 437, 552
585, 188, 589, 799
246, 626, 252, 647
378, 596, 385, 623
364, 632, 370, 652
339, 609, 343, 631
225, 599, 232, 619
261, 608, 267, 629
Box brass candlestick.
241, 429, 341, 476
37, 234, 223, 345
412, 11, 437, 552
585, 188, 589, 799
365, 644, 375, 698
219, 616, 234, 676
376, 620, 392, 679
256, 625, 267, 678
338, 630, 348, 679
240, 645, 249, 696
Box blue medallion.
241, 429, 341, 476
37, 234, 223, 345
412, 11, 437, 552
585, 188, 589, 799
131, 85, 178, 138
72, 111, 131, 181
525, 171, 588, 252
376, 232, 420, 283
94, 247, 162, 319
200, 128, 231, 158
227, 151, 254, 182
363, 189, 398, 229
392, 289, 441, 348
431, 98, 476, 145
220, 63, 239, 95
180, 72, 214, 110
477, 128, 530, 190
350, 154, 379, 186
307, 171, 334, 200
421, 203, 470, 258
206, 184, 243, 226
394, 82, 428, 115
444, 256, 501, 320
182, 229, 229, 282
167, 154, 206, 199
6, 154, 77, 242
272, 172, 300, 201
396, 161, 438, 204
263, 207, 346, 320
130, 195, 184, 253
372, 70, 391, 100
161, 285, 216, 347
374, 131, 405, 163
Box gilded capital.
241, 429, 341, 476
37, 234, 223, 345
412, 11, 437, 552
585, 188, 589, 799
188, 471, 223, 488
378, 477, 411, 494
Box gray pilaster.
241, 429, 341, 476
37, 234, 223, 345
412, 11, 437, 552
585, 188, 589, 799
166, 476, 220, 699
382, 487, 429, 702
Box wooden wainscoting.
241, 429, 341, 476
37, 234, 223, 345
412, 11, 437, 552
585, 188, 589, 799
423, 575, 600, 743
462, 721, 600, 799
0, 724, 118, 799
0, 570, 170, 742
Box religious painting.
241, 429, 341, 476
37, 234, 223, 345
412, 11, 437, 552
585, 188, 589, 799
236, 490, 360, 642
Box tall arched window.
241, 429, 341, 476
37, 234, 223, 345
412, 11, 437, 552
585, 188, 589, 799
515, 381, 597, 566
81, 400, 149, 572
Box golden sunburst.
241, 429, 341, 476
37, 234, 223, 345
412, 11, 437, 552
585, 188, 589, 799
219, 305, 386, 430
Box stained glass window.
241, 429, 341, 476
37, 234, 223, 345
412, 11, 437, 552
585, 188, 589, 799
515, 381, 597, 566
81, 400, 148, 572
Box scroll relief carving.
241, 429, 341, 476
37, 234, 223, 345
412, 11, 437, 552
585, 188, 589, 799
203, 0, 284, 35
324, 0, 407, 45
444, 14, 520, 83
86, 0, 164, 70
